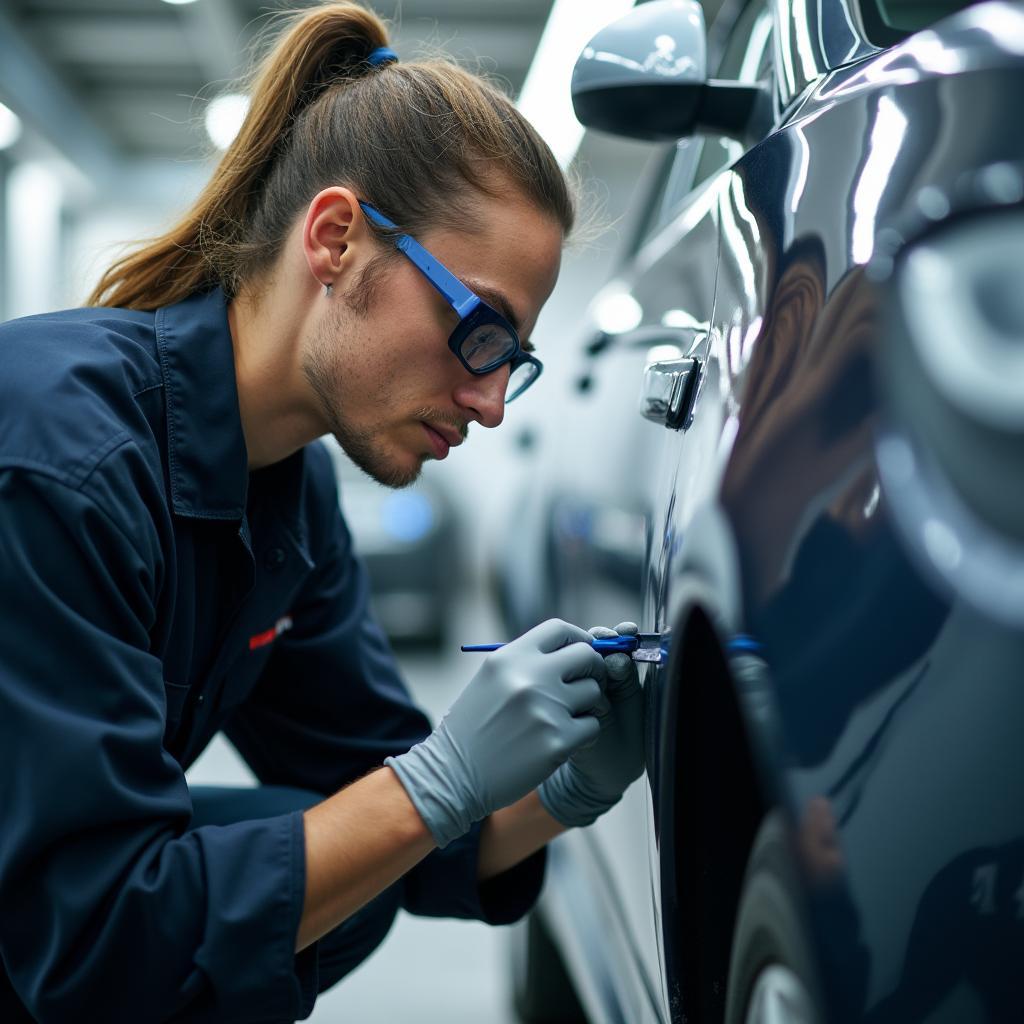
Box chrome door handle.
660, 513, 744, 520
640, 357, 701, 430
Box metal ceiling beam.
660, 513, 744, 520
0, 5, 118, 183
29, 18, 192, 68
374, 0, 552, 21
389, 22, 539, 77
89, 87, 208, 151
179, 0, 249, 88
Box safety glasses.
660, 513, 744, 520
359, 202, 543, 402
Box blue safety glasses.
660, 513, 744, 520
359, 201, 543, 402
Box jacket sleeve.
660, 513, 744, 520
0, 463, 317, 1024
224, 443, 546, 926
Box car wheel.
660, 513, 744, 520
509, 911, 587, 1024
725, 812, 823, 1024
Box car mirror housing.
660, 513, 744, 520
571, 0, 767, 143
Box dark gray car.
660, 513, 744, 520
502, 0, 1024, 1021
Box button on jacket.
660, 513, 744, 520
0, 290, 544, 1023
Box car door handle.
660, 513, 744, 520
640, 357, 702, 430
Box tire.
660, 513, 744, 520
509, 911, 587, 1024
725, 812, 824, 1024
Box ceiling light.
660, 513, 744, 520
205, 93, 249, 150
0, 102, 23, 150
591, 283, 642, 334
160, 0, 201, 6
517, 0, 636, 169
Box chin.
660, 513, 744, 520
372, 462, 423, 490
333, 433, 423, 489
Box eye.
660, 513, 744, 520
465, 328, 500, 355
460, 323, 516, 368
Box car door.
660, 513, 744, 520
535, 6, 777, 1022
545, 0, 775, 639
535, 151, 721, 1024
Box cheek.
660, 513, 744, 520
389, 312, 459, 380
354, 330, 452, 416
350, 269, 463, 399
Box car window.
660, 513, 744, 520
692, 1, 773, 188
857, 0, 985, 45
632, 0, 772, 251
633, 139, 702, 251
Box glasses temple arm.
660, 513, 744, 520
360, 201, 480, 319
396, 236, 481, 319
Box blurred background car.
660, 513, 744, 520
326, 440, 459, 649
497, 0, 1024, 1022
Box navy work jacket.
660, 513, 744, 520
0, 290, 544, 1023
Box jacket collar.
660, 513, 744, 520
155, 289, 249, 520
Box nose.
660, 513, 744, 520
453, 365, 509, 428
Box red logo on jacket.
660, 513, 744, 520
248, 615, 293, 651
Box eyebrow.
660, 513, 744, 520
465, 280, 535, 353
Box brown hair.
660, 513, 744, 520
88, 2, 575, 310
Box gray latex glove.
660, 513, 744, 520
386, 619, 608, 848
538, 622, 645, 828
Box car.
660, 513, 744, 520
499, 0, 1024, 1021
325, 440, 458, 648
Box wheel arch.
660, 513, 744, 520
656, 593, 768, 1023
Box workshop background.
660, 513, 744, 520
0, 0, 653, 1019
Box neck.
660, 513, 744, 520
228, 272, 325, 470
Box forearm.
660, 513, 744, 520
297, 766, 435, 951
477, 789, 566, 881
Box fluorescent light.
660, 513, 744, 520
161, 0, 201, 5
517, 0, 635, 169
592, 282, 642, 334
7, 162, 63, 318
662, 308, 704, 330
205, 93, 249, 150
0, 102, 23, 150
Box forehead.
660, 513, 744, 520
420, 194, 564, 336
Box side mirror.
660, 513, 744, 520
571, 0, 767, 143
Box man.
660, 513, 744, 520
0, 5, 644, 1021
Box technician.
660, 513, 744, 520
0, 3, 645, 1022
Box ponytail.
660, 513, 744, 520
88, 2, 574, 311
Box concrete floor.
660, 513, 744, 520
185, 587, 522, 1023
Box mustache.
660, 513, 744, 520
413, 408, 469, 440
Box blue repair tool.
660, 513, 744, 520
461, 633, 669, 664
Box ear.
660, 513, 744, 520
302, 186, 374, 291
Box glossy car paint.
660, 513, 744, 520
502, 1, 1024, 1021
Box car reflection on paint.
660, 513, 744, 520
324, 439, 458, 648
499, 0, 1024, 1022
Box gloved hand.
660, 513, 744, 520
538, 622, 645, 828
386, 619, 608, 848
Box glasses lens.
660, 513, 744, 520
460, 322, 517, 370
506, 360, 539, 401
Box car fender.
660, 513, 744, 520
649, 498, 811, 1022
